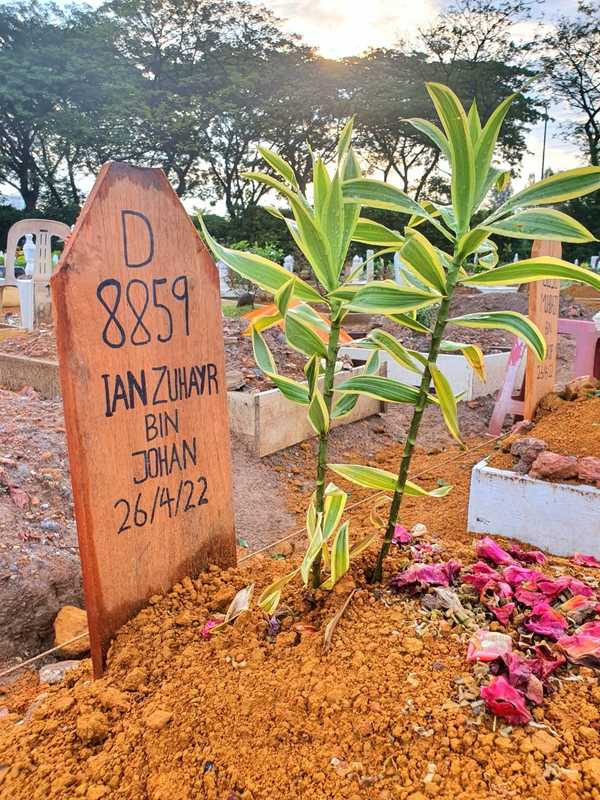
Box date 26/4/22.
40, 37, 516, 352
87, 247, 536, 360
114, 475, 208, 534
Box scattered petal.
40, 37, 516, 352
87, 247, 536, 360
572, 553, 600, 569
200, 619, 220, 639
524, 602, 567, 640
557, 621, 600, 668
480, 676, 531, 724
392, 524, 412, 545
475, 537, 516, 566
506, 545, 546, 565
390, 560, 462, 594
467, 630, 512, 662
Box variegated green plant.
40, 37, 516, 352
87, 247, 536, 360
199, 122, 445, 599
332, 83, 600, 582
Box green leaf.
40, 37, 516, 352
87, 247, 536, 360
321, 522, 350, 590
269, 374, 310, 405
467, 99, 482, 143
308, 387, 329, 434
342, 178, 435, 220
429, 363, 462, 444
353, 218, 404, 247
456, 228, 491, 261
440, 340, 486, 381
337, 116, 355, 158
483, 208, 596, 243
332, 350, 380, 419
274, 277, 296, 317
367, 329, 422, 373
460, 258, 600, 293
473, 94, 516, 207
252, 328, 277, 374
349, 532, 377, 558
406, 118, 451, 161
386, 313, 431, 334
322, 171, 345, 274
448, 310, 547, 361
257, 570, 299, 615
426, 82, 475, 234
200, 216, 321, 303
335, 280, 442, 314
493, 166, 600, 217
300, 517, 324, 585
401, 229, 447, 293
304, 354, 320, 396
287, 198, 336, 290
323, 483, 348, 540
313, 158, 331, 218
328, 463, 451, 497
335, 375, 421, 404
258, 146, 298, 188
285, 312, 328, 359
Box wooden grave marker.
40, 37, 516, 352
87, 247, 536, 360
52, 162, 236, 676
523, 240, 562, 419
488, 239, 562, 434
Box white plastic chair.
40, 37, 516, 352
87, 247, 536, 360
0, 219, 70, 319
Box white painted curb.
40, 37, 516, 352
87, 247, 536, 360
467, 458, 600, 558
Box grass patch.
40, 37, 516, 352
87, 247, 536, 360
221, 301, 254, 319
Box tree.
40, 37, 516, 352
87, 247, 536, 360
542, 2, 600, 166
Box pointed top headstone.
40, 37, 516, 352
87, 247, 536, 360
52, 162, 236, 676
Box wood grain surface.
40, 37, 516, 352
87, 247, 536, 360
51, 162, 236, 676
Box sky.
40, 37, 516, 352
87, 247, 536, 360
264, 0, 585, 187
1, 0, 586, 207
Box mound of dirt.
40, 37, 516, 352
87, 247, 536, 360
1, 440, 600, 800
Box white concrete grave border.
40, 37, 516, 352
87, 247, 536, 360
468, 458, 600, 558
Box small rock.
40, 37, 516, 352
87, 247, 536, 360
225, 370, 245, 391
402, 637, 424, 655
563, 375, 599, 400
510, 437, 546, 473
411, 523, 427, 537
123, 666, 146, 691
76, 711, 109, 743
39, 660, 81, 685
578, 456, 600, 487
529, 451, 578, 481
53, 606, 89, 656
97, 687, 129, 711
530, 729, 559, 756
144, 709, 172, 730
208, 587, 236, 612
236, 292, 254, 308
582, 757, 600, 787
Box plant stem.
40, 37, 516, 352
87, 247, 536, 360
371, 260, 462, 583
312, 310, 342, 588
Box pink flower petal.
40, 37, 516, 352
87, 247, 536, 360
531, 643, 566, 680
462, 561, 501, 592
475, 537, 516, 566
503, 564, 545, 587
467, 630, 512, 662
572, 553, 600, 568
557, 623, 600, 668
507, 545, 546, 565
524, 602, 567, 640
488, 602, 515, 626
392, 524, 412, 545
390, 560, 461, 593
200, 619, 220, 639
480, 676, 531, 724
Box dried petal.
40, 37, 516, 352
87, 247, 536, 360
557, 621, 600, 668
488, 603, 515, 626
475, 537, 515, 566
572, 553, 600, 569
390, 560, 462, 594
467, 630, 512, 662
507, 545, 546, 565
559, 595, 598, 625
524, 602, 567, 640
200, 619, 220, 639
392, 524, 412, 545
462, 561, 501, 592
531, 643, 566, 681
480, 676, 531, 724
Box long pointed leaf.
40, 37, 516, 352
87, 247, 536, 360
448, 310, 546, 361
335, 375, 421, 404
328, 463, 452, 497
460, 258, 600, 293
429, 363, 462, 444
483, 208, 596, 243
342, 178, 436, 221
401, 229, 447, 293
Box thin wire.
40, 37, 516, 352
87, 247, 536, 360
239, 430, 507, 563
0, 430, 508, 680
0, 633, 89, 681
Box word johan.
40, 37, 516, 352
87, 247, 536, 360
101, 362, 219, 417
132, 437, 197, 484
114, 475, 209, 535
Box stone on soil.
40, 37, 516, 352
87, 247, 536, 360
39, 659, 81, 685
529, 451, 578, 480
53, 605, 89, 655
